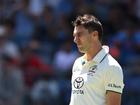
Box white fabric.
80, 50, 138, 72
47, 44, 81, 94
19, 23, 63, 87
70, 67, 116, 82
69, 45, 124, 105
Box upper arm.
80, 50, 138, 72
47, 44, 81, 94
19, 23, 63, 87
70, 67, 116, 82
104, 66, 124, 105
104, 66, 124, 94
106, 91, 122, 105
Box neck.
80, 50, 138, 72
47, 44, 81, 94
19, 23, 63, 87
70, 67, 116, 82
85, 43, 102, 61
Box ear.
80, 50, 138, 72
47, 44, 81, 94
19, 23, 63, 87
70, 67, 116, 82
91, 31, 99, 40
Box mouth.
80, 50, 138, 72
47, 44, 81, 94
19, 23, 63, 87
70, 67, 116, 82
77, 44, 82, 47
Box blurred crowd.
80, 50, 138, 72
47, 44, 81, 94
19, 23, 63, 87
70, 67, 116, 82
0, 0, 140, 105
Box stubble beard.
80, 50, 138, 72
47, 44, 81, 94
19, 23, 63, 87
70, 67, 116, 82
78, 46, 87, 54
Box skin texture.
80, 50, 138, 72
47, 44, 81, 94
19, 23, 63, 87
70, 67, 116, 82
73, 25, 102, 61
73, 25, 122, 105
106, 91, 121, 105
73, 25, 93, 53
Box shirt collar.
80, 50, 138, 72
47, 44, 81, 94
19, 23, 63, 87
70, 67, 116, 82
92, 45, 109, 63
81, 45, 109, 65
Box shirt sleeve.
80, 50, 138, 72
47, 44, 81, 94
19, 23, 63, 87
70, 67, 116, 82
104, 66, 124, 94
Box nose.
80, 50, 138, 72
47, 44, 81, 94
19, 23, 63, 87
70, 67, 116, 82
73, 36, 78, 43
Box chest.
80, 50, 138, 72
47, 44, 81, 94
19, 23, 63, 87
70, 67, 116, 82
72, 64, 105, 91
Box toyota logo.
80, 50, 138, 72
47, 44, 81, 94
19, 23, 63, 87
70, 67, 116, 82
73, 77, 84, 89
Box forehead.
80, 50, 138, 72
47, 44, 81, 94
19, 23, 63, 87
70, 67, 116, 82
73, 25, 88, 34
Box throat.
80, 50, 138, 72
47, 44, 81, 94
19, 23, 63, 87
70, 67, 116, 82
85, 47, 102, 61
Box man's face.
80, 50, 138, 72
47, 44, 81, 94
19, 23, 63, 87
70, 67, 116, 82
73, 25, 93, 53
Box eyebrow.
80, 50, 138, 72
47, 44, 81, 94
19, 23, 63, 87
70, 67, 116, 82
73, 31, 82, 37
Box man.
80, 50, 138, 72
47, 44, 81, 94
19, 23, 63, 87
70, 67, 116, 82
69, 14, 124, 105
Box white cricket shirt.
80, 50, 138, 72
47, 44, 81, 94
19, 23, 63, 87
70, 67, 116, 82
69, 46, 124, 105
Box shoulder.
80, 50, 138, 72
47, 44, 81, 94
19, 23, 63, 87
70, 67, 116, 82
103, 55, 124, 93
104, 54, 122, 69
72, 56, 83, 72
73, 56, 83, 65
100, 54, 123, 76
103, 54, 123, 76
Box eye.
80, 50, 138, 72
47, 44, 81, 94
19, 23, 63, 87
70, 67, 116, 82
77, 33, 82, 37
73, 32, 83, 39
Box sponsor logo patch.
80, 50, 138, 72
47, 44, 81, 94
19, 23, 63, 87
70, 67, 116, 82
108, 83, 121, 89
73, 77, 84, 94
87, 65, 97, 76
73, 77, 84, 89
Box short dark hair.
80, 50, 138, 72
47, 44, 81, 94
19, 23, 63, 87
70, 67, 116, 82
73, 14, 103, 41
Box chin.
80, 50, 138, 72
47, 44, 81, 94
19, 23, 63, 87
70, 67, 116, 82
78, 49, 85, 54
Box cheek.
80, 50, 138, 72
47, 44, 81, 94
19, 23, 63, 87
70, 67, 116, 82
74, 38, 80, 45
84, 37, 92, 47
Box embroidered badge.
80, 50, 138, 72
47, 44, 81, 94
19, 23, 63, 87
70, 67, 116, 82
87, 65, 97, 76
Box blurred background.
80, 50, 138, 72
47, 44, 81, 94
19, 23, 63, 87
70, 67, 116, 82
0, 0, 140, 105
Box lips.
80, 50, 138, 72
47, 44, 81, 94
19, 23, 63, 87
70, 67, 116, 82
77, 45, 82, 48
76, 42, 82, 48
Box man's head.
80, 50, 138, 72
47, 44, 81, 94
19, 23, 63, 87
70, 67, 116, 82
73, 14, 103, 41
72, 14, 103, 53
